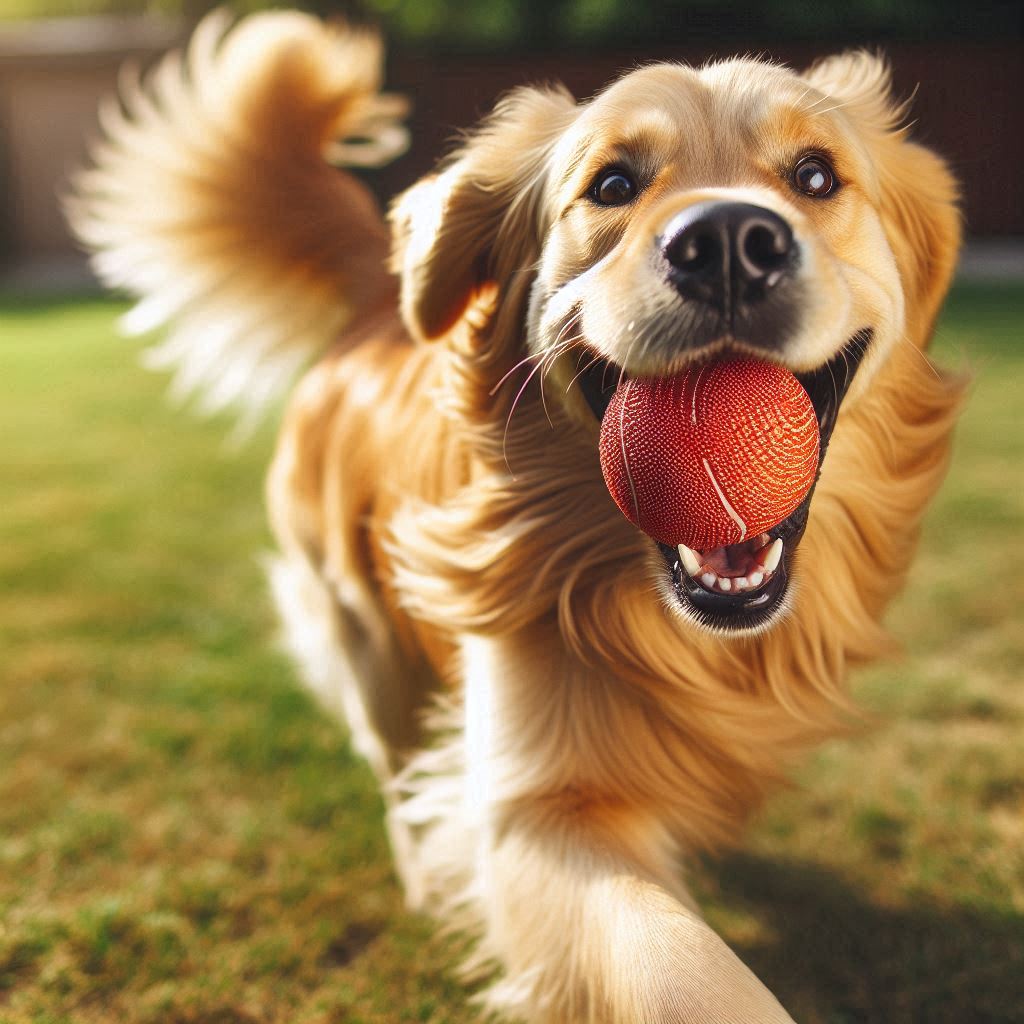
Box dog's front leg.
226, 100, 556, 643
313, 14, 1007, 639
479, 802, 797, 1024
460, 636, 797, 1024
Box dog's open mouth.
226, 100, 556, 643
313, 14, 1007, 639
578, 329, 873, 632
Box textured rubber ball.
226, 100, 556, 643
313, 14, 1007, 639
598, 360, 820, 551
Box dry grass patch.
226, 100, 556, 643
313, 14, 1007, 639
2, 286, 1022, 1023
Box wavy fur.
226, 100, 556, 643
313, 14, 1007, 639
69, 10, 407, 420
73, 15, 966, 1023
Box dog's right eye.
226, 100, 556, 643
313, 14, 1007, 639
591, 169, 637, 206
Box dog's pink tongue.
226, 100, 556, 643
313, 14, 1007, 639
700, 535, 769, 576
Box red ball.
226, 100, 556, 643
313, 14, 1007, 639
598, 359, 819, 551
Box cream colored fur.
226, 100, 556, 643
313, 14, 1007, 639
71, 13, 966, 1023
69, 10, 407, 421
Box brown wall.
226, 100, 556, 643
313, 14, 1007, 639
0, 21, 1020, 281
378, 40, 1023, 238
1, 63, 119, 260
0, 17, 181, 272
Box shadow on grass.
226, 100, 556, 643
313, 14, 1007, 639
706, 853, 1024, 1024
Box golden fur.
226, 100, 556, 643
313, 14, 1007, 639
72, 13, 965, 1022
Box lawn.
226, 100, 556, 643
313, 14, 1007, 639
1, 285, 1022, 1023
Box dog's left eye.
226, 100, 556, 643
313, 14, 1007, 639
591, 169, 637, 206
792, 155, 838, 198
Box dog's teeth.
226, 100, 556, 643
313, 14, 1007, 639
761, 538, 784, 573
692, 546, 778, 595
678, 543, 702, 577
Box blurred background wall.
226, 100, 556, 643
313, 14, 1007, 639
0, 0, 1020, 288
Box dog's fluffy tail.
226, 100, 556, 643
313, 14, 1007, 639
68, 10, 407, 419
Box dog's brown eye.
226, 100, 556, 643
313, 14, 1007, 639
592, 170, 636, 206
792, 156, 837, 198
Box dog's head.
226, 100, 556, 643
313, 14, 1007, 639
391, 53, 960, 637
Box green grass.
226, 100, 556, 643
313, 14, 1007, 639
2, 286, 1022, 1023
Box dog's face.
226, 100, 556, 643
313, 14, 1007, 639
393, 52, 959, 636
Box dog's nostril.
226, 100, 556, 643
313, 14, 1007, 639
738, 219, 793, 283
743, 224, 788, 268
669, 229, 721, 274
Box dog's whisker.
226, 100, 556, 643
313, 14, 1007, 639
800, 93, 830, 112
894, 329, 943, 382
552, 310, 584, 348
541, 338, 584, 383
490, 336, 577, 397
826, 357, 840, 412
502, 356, 549, 476
538, 339, 587, 427
537, 348, 561, 427
799, 90, 852, 114
803, 97, 857, 118
790, 84, 817, 110
510, 313, 587, 422
497, 335, 578, 460
617, 338, 638, 389
542, 334, 587, 366
566, 354, 603, 396
490, 350, 547, 396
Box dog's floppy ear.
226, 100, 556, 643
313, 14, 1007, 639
803, 52, 961, 342
390, 84, 577, 342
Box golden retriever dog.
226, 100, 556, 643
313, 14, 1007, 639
71, 12, 965, 1022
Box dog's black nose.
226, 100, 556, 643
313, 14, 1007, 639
661, 202, 795, 312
